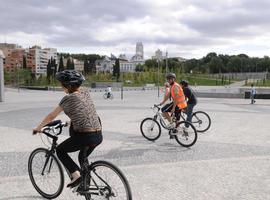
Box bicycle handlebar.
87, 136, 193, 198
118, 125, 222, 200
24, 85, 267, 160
34, 120, 69, 139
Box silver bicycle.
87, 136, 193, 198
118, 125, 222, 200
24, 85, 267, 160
140, 105, 197, 147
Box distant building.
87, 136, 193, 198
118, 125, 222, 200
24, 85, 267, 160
119, 60, 137, 73
3, 48, 26, 73
131, 42, 144, 64
74, 59, 84, 72
95, 56, 115, 73
175, 57, 187, 62
0, 43, 21, 58
152, 49, 166, 60
135, 42, 143, 59
27, 46, 58, 75
119, 54, 128, 60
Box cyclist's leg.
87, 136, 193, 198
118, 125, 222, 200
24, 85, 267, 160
78, 133, 103, 167
161, 102, 173, 122
186, 104, 195, 123
174, 106, 181, 122
56, 137, 81, 174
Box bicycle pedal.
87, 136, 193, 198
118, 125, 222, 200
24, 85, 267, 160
72, 185, 79, 193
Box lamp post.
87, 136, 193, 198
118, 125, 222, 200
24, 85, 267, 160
165, 51, 168, 74
121, 72, 124, 100
157, 59, 160, 98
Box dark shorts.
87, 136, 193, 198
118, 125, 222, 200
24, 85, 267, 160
161, 102, 181, 120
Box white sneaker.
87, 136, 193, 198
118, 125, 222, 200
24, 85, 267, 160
167, 122, 175, 129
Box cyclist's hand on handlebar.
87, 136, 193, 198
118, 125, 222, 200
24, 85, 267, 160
32, 127, 42, 135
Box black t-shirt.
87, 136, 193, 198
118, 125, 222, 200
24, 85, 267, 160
183, 87, 197, 105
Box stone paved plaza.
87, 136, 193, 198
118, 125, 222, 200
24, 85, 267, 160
0, 88, 269, 200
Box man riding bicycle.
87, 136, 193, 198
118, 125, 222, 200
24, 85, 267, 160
159, 73, 187, 130
180, 80, 197, 126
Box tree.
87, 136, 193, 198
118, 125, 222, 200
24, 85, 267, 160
46, 59, 52, 83
208, 57, 224, 73
66, 58, 73, 70
58, 55, 64, 72
23, 55, 27, 69
113, 59, 120, 81
51, 58, 57, 76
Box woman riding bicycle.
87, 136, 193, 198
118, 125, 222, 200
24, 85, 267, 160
33, 70, 102, 188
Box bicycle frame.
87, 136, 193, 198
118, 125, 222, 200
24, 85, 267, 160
151, 106, 177, 129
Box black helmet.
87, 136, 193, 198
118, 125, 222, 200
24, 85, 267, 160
166, 72, 176, 79
180, 80, 189, 87
56, 70, 85, 87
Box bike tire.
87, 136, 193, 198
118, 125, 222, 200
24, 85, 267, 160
28, 148, 64, 199
109, 94, 114, 99
173, 121, 197, 147
103, 93, 107, 99
140, 118, 161, 141
192, 111, 211, 132
84, 160, 132, 200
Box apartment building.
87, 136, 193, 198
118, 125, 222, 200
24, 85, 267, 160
28, 46, 57, 75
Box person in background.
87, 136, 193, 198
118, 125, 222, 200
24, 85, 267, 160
180, 80, 197, 125
106, 85, 112, 98
250, 84, 256, 104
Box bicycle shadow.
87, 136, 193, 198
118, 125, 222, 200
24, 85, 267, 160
0, 196, 43, 200
127, 134, 194, 153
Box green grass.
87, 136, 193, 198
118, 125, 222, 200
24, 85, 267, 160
245, 79, 270, 87
11, 73, 240, 87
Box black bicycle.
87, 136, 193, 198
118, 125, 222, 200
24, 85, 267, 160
28, 120, 132, 199
103, 92, 114, 100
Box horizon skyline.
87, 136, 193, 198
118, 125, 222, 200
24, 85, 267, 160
2, 41, 270, 60
1, 0, 270, 59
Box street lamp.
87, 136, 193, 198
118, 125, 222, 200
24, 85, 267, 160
165, 51, 168, 74
157, 59, 160, 98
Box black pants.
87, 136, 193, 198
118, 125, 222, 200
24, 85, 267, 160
56, 127, 103, 174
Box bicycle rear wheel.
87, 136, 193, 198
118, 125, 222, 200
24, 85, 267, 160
83, 160, 132, 200
140, 117, 161, 141
173, 121, 197, 147
192, 111, 211, 132
28, 148, 64, 199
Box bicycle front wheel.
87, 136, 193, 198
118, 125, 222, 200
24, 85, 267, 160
192, 111, 211, 132
109, 94, 114, 99
140, 117, 161, 141
28, 148, 64, 199
83, 160, 132, 200
173, 121, 197, 147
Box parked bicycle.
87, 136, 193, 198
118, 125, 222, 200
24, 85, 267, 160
28, 120, 132, 199
140, 105, 197, 147
103, 92, 114, 100
159, 109, 211, 133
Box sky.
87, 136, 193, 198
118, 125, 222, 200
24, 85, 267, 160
1, 0, 270, 59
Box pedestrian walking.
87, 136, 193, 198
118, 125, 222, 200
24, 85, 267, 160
250, 84, 256, 104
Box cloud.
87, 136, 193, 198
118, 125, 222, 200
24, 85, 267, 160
1, 0, 270, 58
